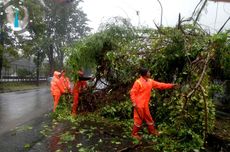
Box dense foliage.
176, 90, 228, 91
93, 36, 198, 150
210, 33, 230, 80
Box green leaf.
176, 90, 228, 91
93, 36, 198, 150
24, 144, 30, 149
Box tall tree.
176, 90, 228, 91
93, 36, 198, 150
43, 0, 91, 74
0, 0, 23, 79
20, 0, 46, 85
0, 0, 45, 79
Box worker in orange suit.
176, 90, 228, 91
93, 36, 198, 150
50, 71, 65, 112
60, 70, 71, 93
71, 70, 90, 116
130, 67, 178, 140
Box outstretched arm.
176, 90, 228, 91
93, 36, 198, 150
151, 79, 174, 90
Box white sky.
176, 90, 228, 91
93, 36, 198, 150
81, 0, 230, 33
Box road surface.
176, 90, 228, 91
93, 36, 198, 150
0, 87, 52, 135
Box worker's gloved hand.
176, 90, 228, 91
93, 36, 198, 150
132, 102, 136, 107
173, 84, 180, 89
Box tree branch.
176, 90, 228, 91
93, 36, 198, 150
186, 52, 210, 99
199, 84, 208, 145
117, 143, 142, 152
191, 0, 203, 18
182, 52, 210, 112
193, 0, 208, 26
217, 16, 230, 34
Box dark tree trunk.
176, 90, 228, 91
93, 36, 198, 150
0, 14, 4, 80
60, 50, 64, 69
36, 50, 40, 86
48, 44, 54, 76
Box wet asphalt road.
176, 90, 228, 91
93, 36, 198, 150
0, 87, 52, 135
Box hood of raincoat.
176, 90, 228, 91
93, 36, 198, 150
53, 71, 61, 78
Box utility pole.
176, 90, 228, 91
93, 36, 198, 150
156, 0, 163, 27
136, 10, 140, 27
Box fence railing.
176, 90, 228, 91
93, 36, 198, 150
0, 63, 47, 82
0, 76, 47, 82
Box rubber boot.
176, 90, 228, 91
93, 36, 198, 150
148, 125, 160, 137
131, 125, 142, 140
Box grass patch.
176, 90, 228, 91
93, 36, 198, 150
0, 81, 48, 93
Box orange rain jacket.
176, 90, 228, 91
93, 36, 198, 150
60, 75, 71, 93
130, 76, 174, 108
130, 76, 174, 127
50, 71, 65, 96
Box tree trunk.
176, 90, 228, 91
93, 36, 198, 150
0, 14, 4, 80
56, 44, 64, 70
36, 50, 40, 86
60, 49, 64, 69
48, 44, 54, 76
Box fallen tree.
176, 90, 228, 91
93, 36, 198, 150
65, 17, 229, 151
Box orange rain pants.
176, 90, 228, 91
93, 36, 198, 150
50, 71, 65, 112
130, 76, 174, 127
71, 80, 87, 115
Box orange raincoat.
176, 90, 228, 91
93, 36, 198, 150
50, 71, 65, 112
130, 76, 174, 127
60, 74, 71, 93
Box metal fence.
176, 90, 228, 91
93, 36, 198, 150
0, 64, 47, 82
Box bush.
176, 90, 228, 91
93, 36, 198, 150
100, 100, 133, 120
17, 68, 33, 77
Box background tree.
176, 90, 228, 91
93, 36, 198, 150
21, 0, 46, 85
43, 0, 90, 75
0, 0, 46, 79
0, 0, 23, 78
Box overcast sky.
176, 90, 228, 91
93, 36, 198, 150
80, 0, 230, 33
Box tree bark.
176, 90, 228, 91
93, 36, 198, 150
48, 44, 54, 76
36, 50, 40, 86
0, 12, 4, 79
